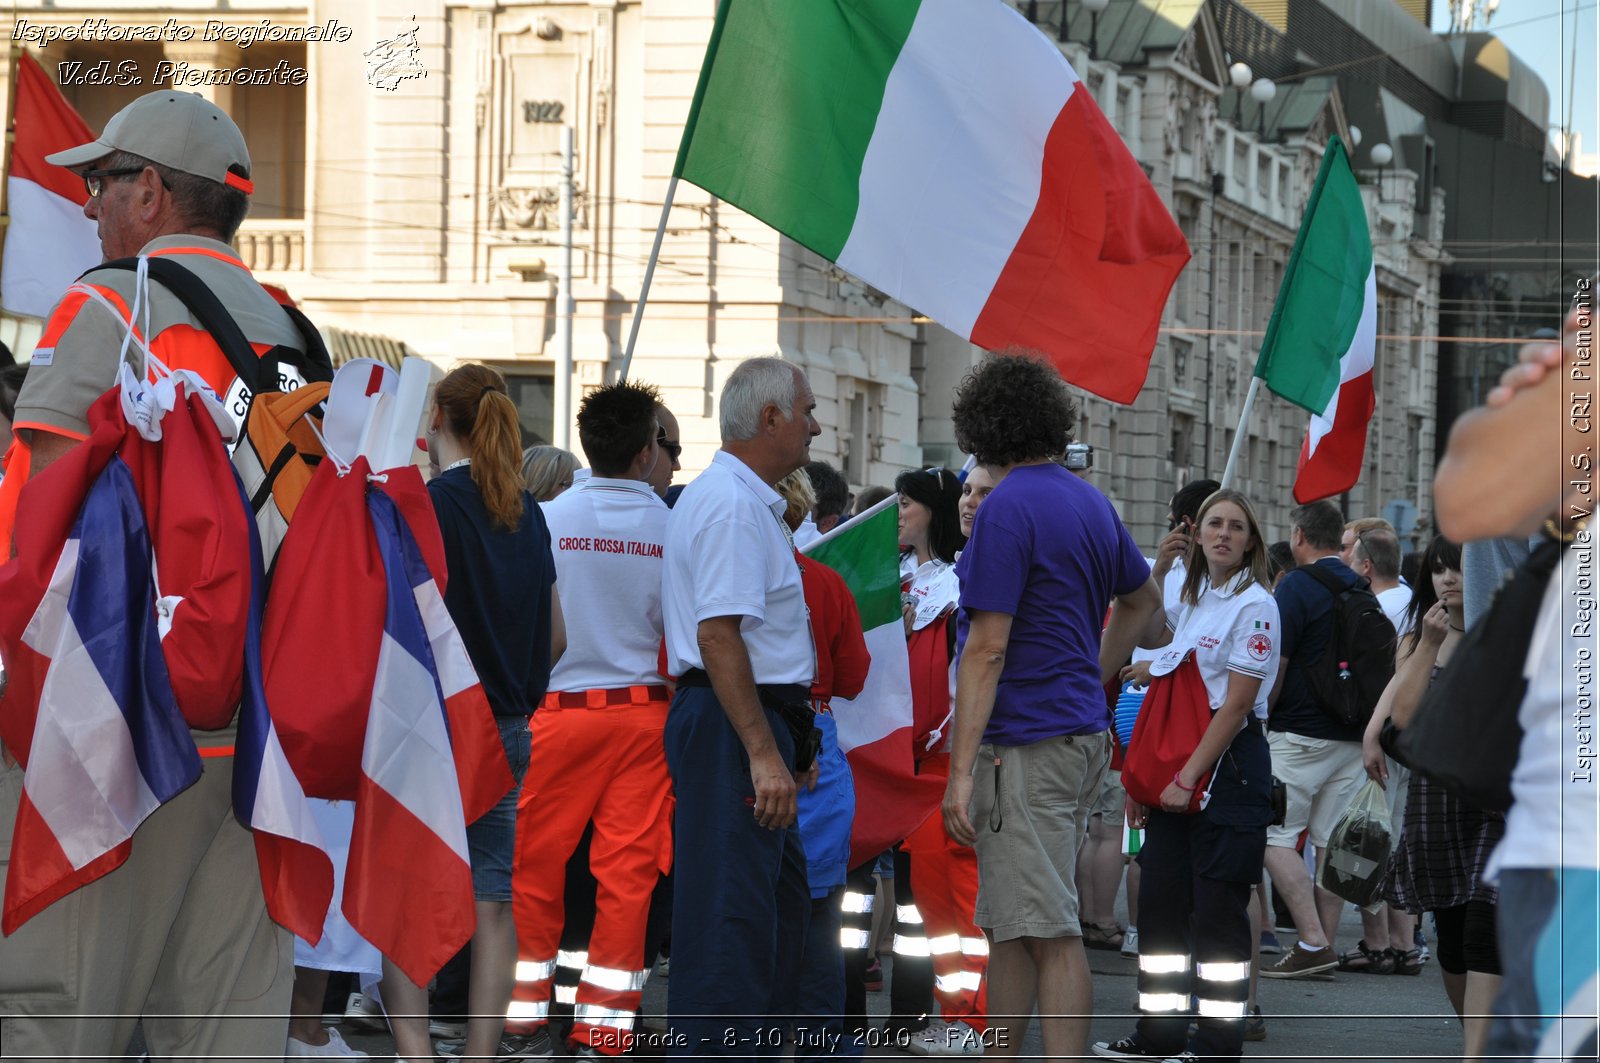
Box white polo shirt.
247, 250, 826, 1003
543, 476, 671, 693
662, 451, 814, 686
1149, 572, 1280, 719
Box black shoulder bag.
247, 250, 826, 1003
1394, 536, 1564, 812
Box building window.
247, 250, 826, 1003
502, 371, 556, 446
1170, 412, 1194, 472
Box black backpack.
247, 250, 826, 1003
1293, 564, 1397, 730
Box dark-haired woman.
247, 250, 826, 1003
1364, 536, 1501, 1059
383, 364, 564, 1063
892, 467, 990, 1050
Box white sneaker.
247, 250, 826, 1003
1120, 926, 1140, 958
287, 1027, 370, 1058
428, 1019, 466, 1040
342, 992, 388, 1034
907, 1019, 984, 1057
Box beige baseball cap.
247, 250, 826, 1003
46, 90, 254, 194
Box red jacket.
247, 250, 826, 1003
800, 554, 869, 705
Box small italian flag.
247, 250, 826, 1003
2, 53, 100, 319
1254, 136, 1377, 504
674, 0, 1191, 404
805, 494, 941, 869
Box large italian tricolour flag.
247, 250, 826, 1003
675, 0, 1191, 404
2, 53, 100, 319
1254, 136, 1377, 503
805, 495, 942, 870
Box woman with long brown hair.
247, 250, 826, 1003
383, 363, 564, 1063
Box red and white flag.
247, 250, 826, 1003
3, 53, 100, 318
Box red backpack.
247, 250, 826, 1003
1122, 654, 1213, 814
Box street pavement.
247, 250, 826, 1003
336, 905, 1464, 1060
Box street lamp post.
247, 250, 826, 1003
1370, 142, 1394, 202
1228, 62, 1252, 124
1250, 77, 1276, 138
1081, 0, 1109, 58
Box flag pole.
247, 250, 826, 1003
0, 41, 21, 288
617, 175, 678, 383
1220, 376, 1262, 488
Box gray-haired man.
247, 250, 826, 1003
660, 357, 821, 1056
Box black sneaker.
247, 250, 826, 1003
1091, 1036, 1166, 1060
438, 1027, 555, 1061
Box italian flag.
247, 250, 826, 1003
805, 494, 942, 870
2, 52, 100, 319
675, 0, 1191, 404
1254, 136, 1377, 504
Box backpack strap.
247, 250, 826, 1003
93, 256, 262, 392
88, 257, 334, 391
1299, 557, 1350, 598
279, 304, 335, 383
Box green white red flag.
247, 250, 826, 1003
804, 495, 941, 869
674, 0, 1190, 403
1254, 136, 1378, 503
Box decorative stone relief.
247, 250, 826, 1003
490, 186, 589, 231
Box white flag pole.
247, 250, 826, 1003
617, 175, 680, 383
1220, 376, 1263, 488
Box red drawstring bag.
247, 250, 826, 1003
1122, 653, 1213, 814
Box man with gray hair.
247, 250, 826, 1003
660, 356, 822, 1055
0, 90, 324, 1061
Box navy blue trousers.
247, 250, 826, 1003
664, 686, 810, 1058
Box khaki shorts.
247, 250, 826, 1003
970, 730, 1110, 943
1088, 766, 1125, 822
1266, 730, 1366, 849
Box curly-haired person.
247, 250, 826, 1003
941, 351, 1162, 1060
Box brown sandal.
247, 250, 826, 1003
1083, 921, 1125, 950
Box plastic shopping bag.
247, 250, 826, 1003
1317, 778, 1393, 908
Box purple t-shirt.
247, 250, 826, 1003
955, 463, 1149, 745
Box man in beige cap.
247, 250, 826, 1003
0, 91, 326, 1062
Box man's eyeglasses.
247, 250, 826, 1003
657, 429, 682, 462
81, 165, 170, 198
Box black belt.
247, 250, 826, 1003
676, 669, 809, 706
1242, 716, 1265, 734
677, 669, 819, 772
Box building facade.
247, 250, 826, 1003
3, 0, 1464, 549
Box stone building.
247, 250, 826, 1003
2, 0, 1459, 549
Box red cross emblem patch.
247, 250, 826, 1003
1247, 633, 1272, 661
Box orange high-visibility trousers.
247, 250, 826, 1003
902, 755, 988, 1032
510, 695, 672, 1054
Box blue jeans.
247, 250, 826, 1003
1487, 868, 1600, 1061
466, 716, 530, 901
664, 685, 810, 1057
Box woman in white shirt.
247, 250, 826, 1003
893, 466, 991, 1049
1094, 488, 1278, 1063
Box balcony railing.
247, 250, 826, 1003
236, 219, 307, 273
